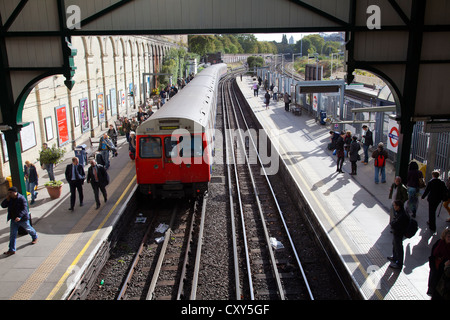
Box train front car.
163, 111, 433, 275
136, 63, 227, 198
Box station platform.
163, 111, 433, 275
237, 76, 449, 300
0, 134, 136, 300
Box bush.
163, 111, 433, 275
38, 145, 66, 165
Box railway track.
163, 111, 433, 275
87, 67, 352, 301
221, 72, 314, 300
87, 197, 206, 300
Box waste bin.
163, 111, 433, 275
319, 111, 327, 125
74, 144, 87, 166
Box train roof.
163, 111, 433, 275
136, 63, 227, 135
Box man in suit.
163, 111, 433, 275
361, 125, 373, 165
65, 157, 85, 211
87, 159, 109, 209
422, 170, 447, 232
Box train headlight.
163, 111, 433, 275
154, 164, 159, 169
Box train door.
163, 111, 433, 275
164, 135, 183, 183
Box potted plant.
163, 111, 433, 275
37, 144, 66, 166
44, 180, 63, 199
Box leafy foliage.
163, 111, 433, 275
38, 144, 66, 165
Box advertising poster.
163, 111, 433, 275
313, 94, 318, 112
80, 98, 90, 133
97, 93, 105, 122
56, 105, 69, 146
110, 88, 117, 116
120, 90, 126, 109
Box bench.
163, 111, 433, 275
290, 104, 302, 116
87, 137, 100, 160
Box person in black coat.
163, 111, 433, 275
335, 131, 346, 173
65, 157, 86, 211
361, 124, 373, 164
87, 159, 109, 209
422, 170, 447, 232
349, 135, 361, 175
264, 90, 270, 109
388, 200, 410, 270
2, 187, 38, 255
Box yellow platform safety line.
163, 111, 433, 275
46, 175, 136, 300
259, 113, 384, 300
9, 163, 135, 300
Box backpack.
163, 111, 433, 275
404, 216, 418, 238
375, 153, 386, 167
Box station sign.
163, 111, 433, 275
387, 118, 399, 153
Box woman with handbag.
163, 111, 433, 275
349, 135, 361, 175
406, 161, 423, 218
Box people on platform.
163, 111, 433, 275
24, 161, 39, 205
422, 170, 448, 232
335, 131, 346, 173
283, 92, 290, 111
406, 161, 424, 218
349, 135, 361, 175
98, 133, 116, 170
388, 176, 409, 223
372, 142, 388, 184
344, 131, 352, 158
2, 187, 38, 256
107, 124, 118, 147
65, 157, 86, 211
427, 228, 450, 299
361, 125, 373, 165
264, 90, 270, 109
40, 143, 55, 181
87, 159, 109, 210
443, 174, 450, 223
252, 82, 259, 97
129, 131, 137, 160
122, 117, 132, 142
388, 200, 410, 270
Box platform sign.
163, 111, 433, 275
387, 118, 399, 153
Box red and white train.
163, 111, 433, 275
135, 63, 228, 198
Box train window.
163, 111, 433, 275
164, 137, 179, 159
139, 137, 162, 158
164, 135, 204, 159
190, 136, 204, 157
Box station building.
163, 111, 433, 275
0, 35, 186, 194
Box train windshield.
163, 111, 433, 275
139, 137, 162, 158
164, 135, 204, 159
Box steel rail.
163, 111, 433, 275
220, 73, 243, 300
228, 78, 285, 300
116, 215, 157, 300
189, 194, 208, 300
146, 205, 178, 300
223, 72, 255, 299
231, 79, 315, 300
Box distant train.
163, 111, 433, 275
204, 52, 223, 65
135, 63, 228, 198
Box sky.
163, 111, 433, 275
254, 32, 338, 43
254, 33, 307, 43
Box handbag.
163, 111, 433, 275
419, 177, 426, 189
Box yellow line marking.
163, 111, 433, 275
46, 175, 136, 300
257, 106, 384, 300
10, 164, 135, 300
